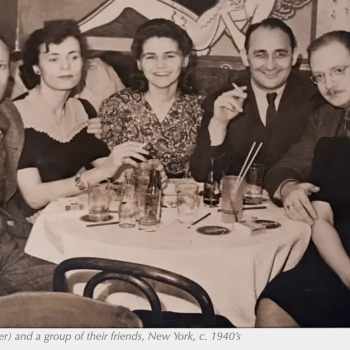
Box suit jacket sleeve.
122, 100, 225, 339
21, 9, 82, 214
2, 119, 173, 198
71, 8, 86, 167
190, 80, 232, 182
264, 109, 320, 197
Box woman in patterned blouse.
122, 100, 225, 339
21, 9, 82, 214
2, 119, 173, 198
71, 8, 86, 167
100, 18, 204, 178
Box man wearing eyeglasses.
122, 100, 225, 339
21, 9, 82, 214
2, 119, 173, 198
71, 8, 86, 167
256, 30, 350, 328
264, 30, 350, 226
190, 18, 324, 185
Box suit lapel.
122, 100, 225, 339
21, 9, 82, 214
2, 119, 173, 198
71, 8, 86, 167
260, 74, 316, 168
327, 108, 344, 136
243, 80, 268, 138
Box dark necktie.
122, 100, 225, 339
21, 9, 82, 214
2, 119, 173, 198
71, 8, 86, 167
266, 92, 278, 132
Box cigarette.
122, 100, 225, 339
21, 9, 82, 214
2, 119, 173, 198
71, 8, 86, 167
232, 82, 244, 94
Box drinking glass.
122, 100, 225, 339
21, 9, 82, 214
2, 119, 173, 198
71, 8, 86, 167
176, 183, 199, 224
244, 163, 264, 205
109, 182, 124, 211
119, 184, 137, 229
138, 192, 161, 231
135, 164, 151, 219
87, 180, 110, 222
221, 176, 244, 224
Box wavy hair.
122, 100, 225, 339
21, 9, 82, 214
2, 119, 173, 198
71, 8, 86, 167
130, 18, 197, 95
19, 20, 88, 89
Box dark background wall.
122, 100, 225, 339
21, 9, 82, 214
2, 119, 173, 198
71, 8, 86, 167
0, 0, 18, 50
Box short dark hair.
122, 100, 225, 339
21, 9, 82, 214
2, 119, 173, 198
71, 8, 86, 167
244, 18, 297, 52
19, 19, 88, 89
308, 30, 350, 64
130, 18, 197, 94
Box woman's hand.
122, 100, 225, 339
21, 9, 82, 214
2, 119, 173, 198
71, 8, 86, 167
87, 117, 103, 139
103, 141, 149, 177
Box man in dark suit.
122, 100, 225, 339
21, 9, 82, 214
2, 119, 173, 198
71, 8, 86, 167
190, 18, 324, 186
256, 30, 350, 328
264, 30, 350, 226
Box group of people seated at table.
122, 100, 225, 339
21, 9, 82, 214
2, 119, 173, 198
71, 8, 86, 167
1, 14, 350, 327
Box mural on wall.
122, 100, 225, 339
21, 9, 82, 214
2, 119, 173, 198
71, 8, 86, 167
317, 0, 350, 35
78, 0, 314, 55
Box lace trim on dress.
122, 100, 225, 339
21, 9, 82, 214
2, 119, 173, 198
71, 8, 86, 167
14, 88, 89, 143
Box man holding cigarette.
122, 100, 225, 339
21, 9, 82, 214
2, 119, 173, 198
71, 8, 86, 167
190, 18, 323, 188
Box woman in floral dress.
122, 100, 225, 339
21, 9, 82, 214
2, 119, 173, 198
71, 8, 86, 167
100, 18, 204, 178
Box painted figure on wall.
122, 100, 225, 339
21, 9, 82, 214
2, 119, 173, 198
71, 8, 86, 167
78, 0, 313, 55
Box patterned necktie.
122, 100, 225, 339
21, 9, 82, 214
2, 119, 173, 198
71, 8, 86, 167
266, 92, 278, 132
343, 110, 350, 139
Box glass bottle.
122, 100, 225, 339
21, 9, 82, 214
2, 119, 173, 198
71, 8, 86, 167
203, 157, 220, 207
119, 169, 137, 228
138, 169, 161, 231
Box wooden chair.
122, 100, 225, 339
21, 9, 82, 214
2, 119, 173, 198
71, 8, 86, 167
53, 257, 234, 328
0, 291, 141, 327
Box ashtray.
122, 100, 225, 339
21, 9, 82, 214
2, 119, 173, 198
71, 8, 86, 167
254, 219, 281, 229
196, 225, 231, 235
80, 214, 114, 223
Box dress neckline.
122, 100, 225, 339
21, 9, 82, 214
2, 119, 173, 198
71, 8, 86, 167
141, 90, 182, 125
14, 88, 89, 143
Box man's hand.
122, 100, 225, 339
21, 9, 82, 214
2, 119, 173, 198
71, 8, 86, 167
213, 84, 247, 125
87, 117, 102, 139
282, 181, 320, 225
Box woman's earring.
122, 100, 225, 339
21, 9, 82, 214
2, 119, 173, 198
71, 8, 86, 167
34, 70, 40, 75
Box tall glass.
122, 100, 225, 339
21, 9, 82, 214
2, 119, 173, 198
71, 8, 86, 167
110, 182, 124, 211
138, 192, 161, 231
244, 163, 264, 205
87, 180, 110, 222
135, 163, 151, 219
176, 183, 199, 224
221, 176, 244, 224
119, 184, 137, 229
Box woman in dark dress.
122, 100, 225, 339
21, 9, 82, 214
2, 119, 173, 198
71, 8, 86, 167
14, 20, 152, 219
256, 136, 350, 327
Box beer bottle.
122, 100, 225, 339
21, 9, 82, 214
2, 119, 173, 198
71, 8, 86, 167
203, 157, 220, 207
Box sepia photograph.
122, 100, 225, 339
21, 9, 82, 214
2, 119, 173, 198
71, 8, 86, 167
1, 0, 350, 337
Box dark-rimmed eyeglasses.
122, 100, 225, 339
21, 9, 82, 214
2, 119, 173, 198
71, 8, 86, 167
310, 64, 350, 85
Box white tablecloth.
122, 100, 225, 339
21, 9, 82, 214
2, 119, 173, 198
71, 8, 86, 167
25, 198, 310, 327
